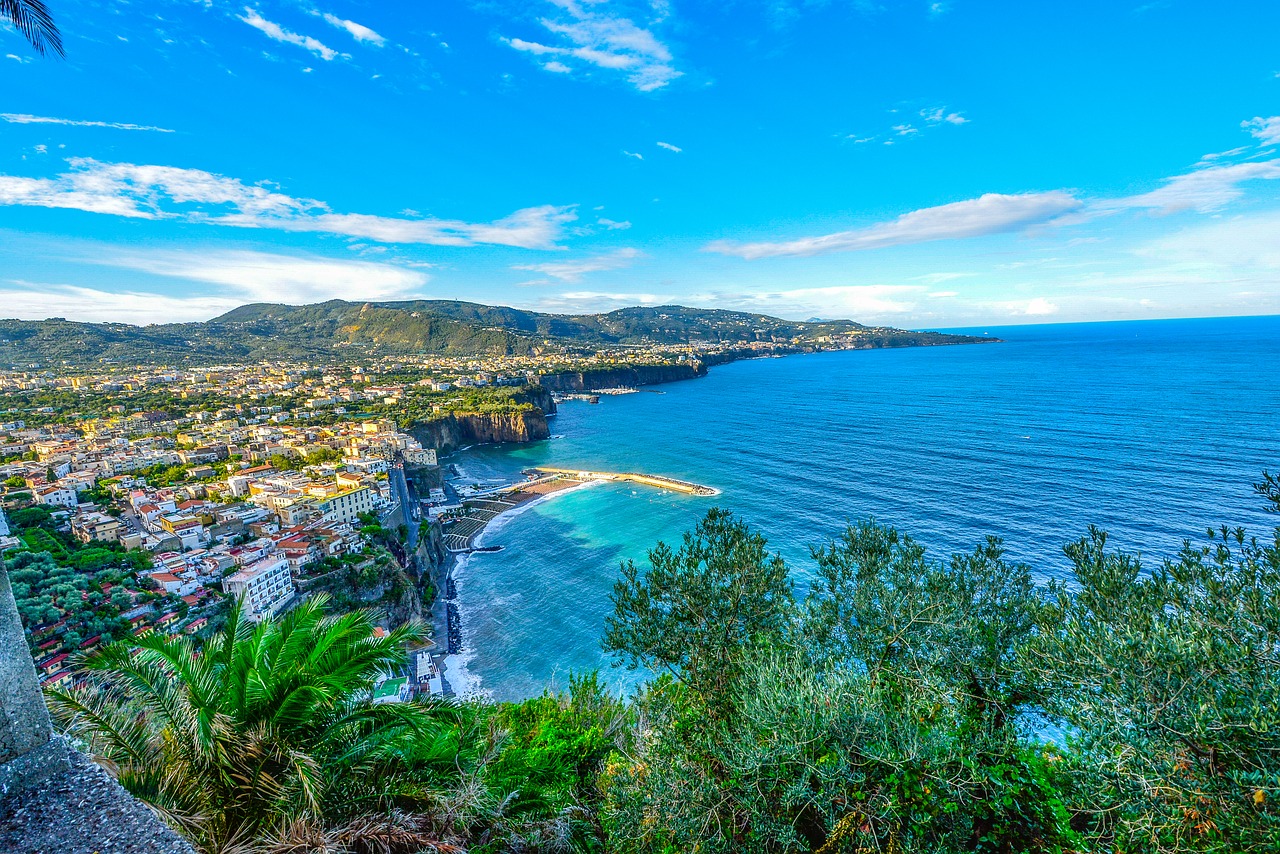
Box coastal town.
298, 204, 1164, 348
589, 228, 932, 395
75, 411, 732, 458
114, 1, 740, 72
0, 309, 983, 707
0, 344, 737, 704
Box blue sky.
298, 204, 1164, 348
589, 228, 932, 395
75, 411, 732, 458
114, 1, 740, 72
1, 0, 1279, 327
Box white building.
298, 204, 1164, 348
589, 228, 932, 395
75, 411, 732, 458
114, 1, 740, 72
222, 556, 295, 622
403, 448, 437, 467
35, 485, 78, 508
316, 486, 377, 526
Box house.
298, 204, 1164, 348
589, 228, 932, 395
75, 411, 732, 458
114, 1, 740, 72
71, 511, 123, 544
41, 670, 74, 691
34, 485, 78, 508
36, 652, 69, 675
148, 572, 198, 597
314, 485, 377, 526
222, 556, 295, 622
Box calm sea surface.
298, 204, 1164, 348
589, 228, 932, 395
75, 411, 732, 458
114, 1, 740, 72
444, 316, 1280, 701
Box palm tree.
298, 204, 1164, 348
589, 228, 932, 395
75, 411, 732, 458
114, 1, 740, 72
47, 595, 465, 853
1, 0, 63, 57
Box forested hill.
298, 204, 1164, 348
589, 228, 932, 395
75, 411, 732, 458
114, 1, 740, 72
0, 299, 993, 366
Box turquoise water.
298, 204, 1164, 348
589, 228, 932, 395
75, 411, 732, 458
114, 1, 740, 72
446, 316, 1280, 701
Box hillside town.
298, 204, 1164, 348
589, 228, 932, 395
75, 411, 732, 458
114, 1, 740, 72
0, 400, 447, 698
0, 339, 778, 711
0, 331, 931, 704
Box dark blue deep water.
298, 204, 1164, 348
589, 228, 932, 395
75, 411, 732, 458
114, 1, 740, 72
444, 316, 1280, 700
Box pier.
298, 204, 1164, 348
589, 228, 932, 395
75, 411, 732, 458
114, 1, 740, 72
529, 467, 720, 496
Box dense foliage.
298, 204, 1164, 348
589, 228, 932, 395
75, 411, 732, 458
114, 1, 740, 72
39, 474, 1280, 853
5, 505, 159, 650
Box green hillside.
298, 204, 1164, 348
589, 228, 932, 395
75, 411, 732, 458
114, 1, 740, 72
0, 300, 988, 367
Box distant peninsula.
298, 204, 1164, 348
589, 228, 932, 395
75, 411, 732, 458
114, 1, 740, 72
0, 300, 996, 368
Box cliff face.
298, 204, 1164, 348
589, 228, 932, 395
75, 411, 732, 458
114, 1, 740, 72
410, 410, 550, 455
406, 385, 555, 455
535, 362, 707, 392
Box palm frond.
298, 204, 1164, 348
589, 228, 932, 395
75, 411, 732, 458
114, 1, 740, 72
1, 0, 63, 57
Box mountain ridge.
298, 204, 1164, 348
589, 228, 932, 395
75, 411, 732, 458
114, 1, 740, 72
0, 299, 992, 367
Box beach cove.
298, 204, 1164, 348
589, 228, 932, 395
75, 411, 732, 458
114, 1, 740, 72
436, 316, 1280, 702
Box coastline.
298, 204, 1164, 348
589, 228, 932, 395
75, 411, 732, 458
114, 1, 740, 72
439, 478, 604, 699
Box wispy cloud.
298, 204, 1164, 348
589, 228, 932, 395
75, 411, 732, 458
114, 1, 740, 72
714, 118, 1280, 261
622, 150, 644, 160
1, 113, 175, 133
0, 158, 577, 249
656, 141, 682, 152
921, 106, 968, 125
239, 7, 345, 61
503, 0, 681, 92
1242, 115, 1280, 146
320, 12, 385, 45
513, 247, 640, 282
597, 217, 631, 230
98, 248, 427, 304
846, 105, 968, 146
0, 282, 248, 324
535, 290, 669, 312
716, 285, 926, 316
1089, 159, 1280, 216
991, 297, 1059, 316
0, 248, 433, 323
707, 192, 1082, 259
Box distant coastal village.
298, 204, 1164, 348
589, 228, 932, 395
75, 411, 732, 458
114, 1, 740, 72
0, 301, 989, 704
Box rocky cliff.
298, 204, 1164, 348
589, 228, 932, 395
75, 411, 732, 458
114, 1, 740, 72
535, 362, 707, 392
407, 385, 555, 455
410, 410, 550, 455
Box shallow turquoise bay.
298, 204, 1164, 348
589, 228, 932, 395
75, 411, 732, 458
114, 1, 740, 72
446, 317, 1280, 701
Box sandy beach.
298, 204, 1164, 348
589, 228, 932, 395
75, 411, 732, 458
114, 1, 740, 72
437, 477, 602, 698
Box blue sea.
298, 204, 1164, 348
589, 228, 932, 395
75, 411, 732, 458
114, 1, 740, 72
444, 316, 1280, 701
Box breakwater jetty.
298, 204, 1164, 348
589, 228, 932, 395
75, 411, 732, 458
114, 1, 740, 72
529, 467, 720, 496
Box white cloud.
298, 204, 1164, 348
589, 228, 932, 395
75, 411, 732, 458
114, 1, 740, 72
97, 249, 428, 304
0, 158, 577, 249
1138, 211, 1280, 272
717, 285, 925, 317
597, 217, 631, 229
239, 8, 344, 61
1090, 159, 1280, 216
321, 12, 385, 45
921, 107, 968, 125
656, 141, 682, 152
536, 290, 668, 311
1199, 145, 1249, 162
994, 297, 1059, 316
503, 0, 681, 92
513, 247, 640, 282
708, 124, 1280, 262
622, 150, 644, 160
912, 272, 976, 285
0, 247, 435, 323
1242, 116, 1280, 146
0, 283, 245, 324
707, 192, 1082, 259
1, 113, 175, 133
543, 60, 572, 73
